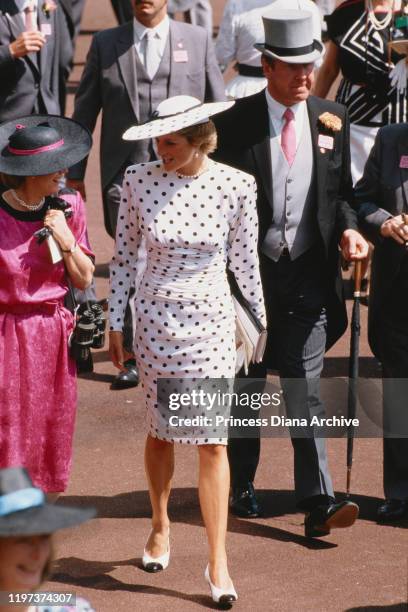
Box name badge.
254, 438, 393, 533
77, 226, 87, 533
400, 155, 408, 168
41, 23, 52, 36
173, 49, 188, 62
318, 134, 334, 150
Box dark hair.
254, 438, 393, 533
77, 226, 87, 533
261, 55, 275, 69
177, 120, 217, 154
0, 173, 25, 189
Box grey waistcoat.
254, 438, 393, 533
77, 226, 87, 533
261, 112, 318, 262
127, 37, 171, 165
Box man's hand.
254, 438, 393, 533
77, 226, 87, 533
380, 214, 408, 245
66, 179, 86, 201
9, 32, 46, 58
340, 229, 369, 261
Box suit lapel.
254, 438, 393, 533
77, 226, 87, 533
116, 23, 139, 120
250, 92, 273, 210
397, 137, 408, 211
306, 96, 330, 214
168, 21, 186, 97
37, 3, 48, 78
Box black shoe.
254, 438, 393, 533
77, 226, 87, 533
111, 359, 139, 390
377, 499, 408, 522
304, 500, 359, 538
230, 483, 260, 518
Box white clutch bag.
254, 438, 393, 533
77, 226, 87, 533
233, 294, 267, 375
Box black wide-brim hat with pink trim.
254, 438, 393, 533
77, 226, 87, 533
0, 114, 92, 176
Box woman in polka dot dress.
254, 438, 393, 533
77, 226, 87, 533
109, 97, 265, 605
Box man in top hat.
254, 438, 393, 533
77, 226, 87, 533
213, 10, 369, 537
67, 0, 225, 390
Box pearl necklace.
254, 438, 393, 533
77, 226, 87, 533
366, 0, 395, 30
10, 189, 45, 211
176, 160, 210, 179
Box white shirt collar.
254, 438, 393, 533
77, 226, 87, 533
133, 15, 170, 42
16, 0, 37, 12
265, 88, 305, 123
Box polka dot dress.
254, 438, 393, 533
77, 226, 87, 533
109, 160, 266, 444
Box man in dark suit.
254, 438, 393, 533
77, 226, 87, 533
0, 0, 64, 121
213, 11, 368, 537
354, 124, 408, 522
67, 0, 225, 389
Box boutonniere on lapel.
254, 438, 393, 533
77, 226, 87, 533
317, 112, 342, 154
42, 1, 57, 18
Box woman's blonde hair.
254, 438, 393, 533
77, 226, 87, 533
177, 120, 217, 154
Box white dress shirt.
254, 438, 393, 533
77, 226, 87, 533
265, 89, 306, 151
215, 0, 322, 69
133, 15, 170, 66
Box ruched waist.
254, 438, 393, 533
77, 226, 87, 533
141, 246, 228, 303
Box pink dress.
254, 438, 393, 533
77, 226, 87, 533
0, 190, 93, 492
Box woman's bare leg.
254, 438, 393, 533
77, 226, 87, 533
144, 435, 174, 556
198, 444, 232, 589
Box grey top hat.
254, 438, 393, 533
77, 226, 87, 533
254, 10, 324, 64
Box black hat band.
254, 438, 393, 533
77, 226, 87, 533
149, 101, 203, 122
264, 41, 317, 57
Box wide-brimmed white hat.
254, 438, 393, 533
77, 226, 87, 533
254, 10, 324, 64
123, 96, 234, 141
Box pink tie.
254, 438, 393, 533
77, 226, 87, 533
281, 108, 296, 166
24, 1, 37, 32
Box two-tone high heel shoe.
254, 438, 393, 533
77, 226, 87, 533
142, 530, 170, 573
205, 564, 238, 609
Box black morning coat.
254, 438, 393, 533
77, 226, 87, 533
212, 90, 359, 367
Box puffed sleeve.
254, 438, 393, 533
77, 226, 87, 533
109, 168, 142, 332
227, 174, 266, 325
63, 191, 94, 259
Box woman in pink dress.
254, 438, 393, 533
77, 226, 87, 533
0, 115, 94, 494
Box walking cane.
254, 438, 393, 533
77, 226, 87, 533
346, 259, 363, 497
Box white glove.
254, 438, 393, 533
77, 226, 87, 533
389, 57, 408, 94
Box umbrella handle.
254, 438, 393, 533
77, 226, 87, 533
354, 260, 363, 298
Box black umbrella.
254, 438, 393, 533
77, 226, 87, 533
346, 259, 363, 496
